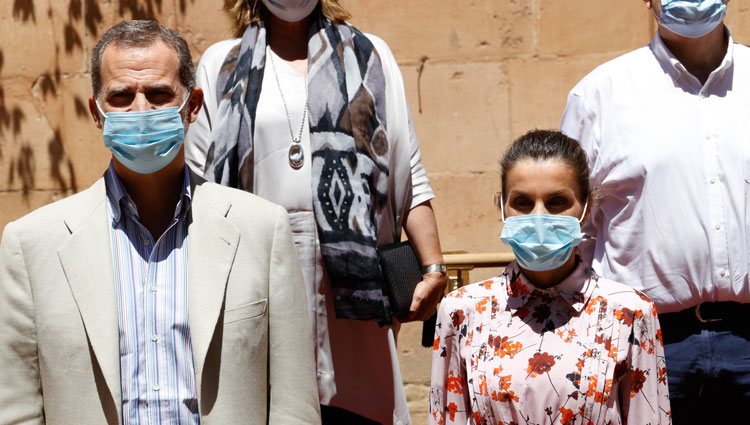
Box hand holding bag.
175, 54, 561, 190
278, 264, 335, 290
377, 241, 439, 347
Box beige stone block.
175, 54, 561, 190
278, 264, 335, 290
0, 89, 57, 193
84, 0, 181, 51
401, 61, 510, 175
50, 0, 89, 74
429, 172, 509, 255
344, 0, 534, 63
397, 321, 432, 385
539, 0, 652, 56
0, 0, 58, 78
403, 383, 429, 424
49, 74, 110, 189
175, 1, 234, 58
0, 190, 71, 233
506, 53, 620, 138
726, 5, 750, 44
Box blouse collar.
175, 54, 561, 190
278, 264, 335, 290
504, 259, 597, 314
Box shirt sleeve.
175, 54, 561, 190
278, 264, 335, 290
617, 299, 671, 424
369, 34, 435, 213
185, 40, 240, 177
561, 89, 600, 263
429, 297, 470, 425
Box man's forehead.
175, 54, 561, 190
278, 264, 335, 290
99, 40, 179, 84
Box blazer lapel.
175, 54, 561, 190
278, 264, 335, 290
188, 183, 240, 380
57, 179, 121, 419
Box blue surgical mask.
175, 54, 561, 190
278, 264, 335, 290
96, 97, 188, 174
499, 197, 587, 272
658, 0, 727, 38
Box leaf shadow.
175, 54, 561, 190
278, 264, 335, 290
12, 0, 35, 23
9, 144, 35, 197
84, 0, 103, 37
48, 129, 78, 192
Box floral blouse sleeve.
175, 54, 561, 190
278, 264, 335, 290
618, 298, 671, 423
429, 293, 470, 425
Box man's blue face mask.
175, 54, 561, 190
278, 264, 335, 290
499, 195, 587, 272
96, 95, 189, 174
658, 0, 727, 38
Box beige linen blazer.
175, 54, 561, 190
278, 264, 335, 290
0, 176, 321, 424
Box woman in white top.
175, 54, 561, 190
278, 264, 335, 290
185, 1, 447, 423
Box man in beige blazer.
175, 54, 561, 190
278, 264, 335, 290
0, 20, 320, 424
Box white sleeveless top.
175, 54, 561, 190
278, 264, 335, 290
254, 47, 313, 212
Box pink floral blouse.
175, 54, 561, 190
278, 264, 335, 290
429, 261, 671, 425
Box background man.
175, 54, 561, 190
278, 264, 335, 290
561, 0, 748, 422
0, 20, 319, 424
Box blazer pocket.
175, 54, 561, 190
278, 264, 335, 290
224, 299, 267, 324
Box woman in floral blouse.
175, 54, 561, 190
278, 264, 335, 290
429, 130, 671, 425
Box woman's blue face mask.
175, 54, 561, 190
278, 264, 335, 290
499, 195, 587, 272
96, 96, 189, 174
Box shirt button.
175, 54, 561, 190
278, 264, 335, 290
152, 385, 160, 392
720, 269, 727, 277
151, 335, 159, 342
144, 238, 150, 246
710, 178, 716, 184
715, 224, 721, 230
151, 286, 158, 293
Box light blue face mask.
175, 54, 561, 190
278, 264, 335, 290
96, 96, 189, 174
658, 0, 727, 38
499, 196, 587, 272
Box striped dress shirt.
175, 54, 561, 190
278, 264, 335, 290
104, 163, 199, 424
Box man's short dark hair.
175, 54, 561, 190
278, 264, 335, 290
91, 20, 195, 97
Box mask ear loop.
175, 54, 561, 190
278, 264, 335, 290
95, 99, 107, 122
499, 193, 507, 223
578, 201, 588, 223
177, 91, 190, 113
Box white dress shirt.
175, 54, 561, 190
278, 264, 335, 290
561, 29, 750, 314
105, 164, 198, 424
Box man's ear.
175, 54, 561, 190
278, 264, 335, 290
88, 96, 103, 129
186, 87, 204, 125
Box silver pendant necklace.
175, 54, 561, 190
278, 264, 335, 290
268, 46, 308, 170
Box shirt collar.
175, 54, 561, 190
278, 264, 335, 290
504, 258, 596, 314
650, 26, 734, 84
104, 162, 193, 226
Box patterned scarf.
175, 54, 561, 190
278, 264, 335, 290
204, 18, 392, 323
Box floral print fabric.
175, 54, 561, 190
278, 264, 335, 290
429, 261, 671, 425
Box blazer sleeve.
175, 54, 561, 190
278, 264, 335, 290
0, 222, 44, 424
267, 208, 321, 424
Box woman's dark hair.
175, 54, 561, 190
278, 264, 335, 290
500, 129, 590, 203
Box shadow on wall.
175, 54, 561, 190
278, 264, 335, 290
1, 0, 194, 200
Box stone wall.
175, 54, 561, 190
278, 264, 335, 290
1, 1, 749, 422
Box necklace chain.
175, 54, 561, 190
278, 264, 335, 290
268, 46, 309, 144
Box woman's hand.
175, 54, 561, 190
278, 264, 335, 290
402, 271, 448, 322
401, 200, 447, 322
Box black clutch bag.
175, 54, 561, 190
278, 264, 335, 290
377, 240, 439, 347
